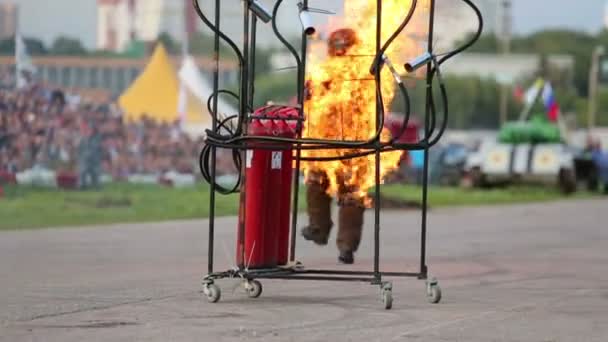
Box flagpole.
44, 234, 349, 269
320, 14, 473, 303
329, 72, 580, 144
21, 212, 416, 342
177, 1, 190, 130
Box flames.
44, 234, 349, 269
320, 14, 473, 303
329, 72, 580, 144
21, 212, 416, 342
302, 0, 429, 203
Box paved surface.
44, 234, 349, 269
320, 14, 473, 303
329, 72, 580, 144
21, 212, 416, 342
1, 199, 607, 341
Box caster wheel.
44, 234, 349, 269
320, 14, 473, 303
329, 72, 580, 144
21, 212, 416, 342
382, 290, 393, 310
381, 282, 393, 310
246, 280, 263, 299
204, 283, 221, 303
427, 284, 442, 304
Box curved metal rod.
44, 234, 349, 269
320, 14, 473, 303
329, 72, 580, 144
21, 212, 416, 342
193, 0, 249, 138
372, 0, 417, 144
271, 0, 303, 114
192, 0, 245, 65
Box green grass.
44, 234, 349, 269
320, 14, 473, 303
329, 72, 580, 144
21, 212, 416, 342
0, 183, 241, 231
381, 184, 597, 207
0, 183, 599, 231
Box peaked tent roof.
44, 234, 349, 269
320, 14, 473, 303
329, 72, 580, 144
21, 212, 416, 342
118, 44, 211, 131
178, 55, 236, 119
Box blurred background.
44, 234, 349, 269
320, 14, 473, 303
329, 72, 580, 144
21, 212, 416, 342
1, 0, 608, 229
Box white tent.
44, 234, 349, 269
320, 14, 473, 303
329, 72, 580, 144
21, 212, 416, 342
178, 55, 237, 135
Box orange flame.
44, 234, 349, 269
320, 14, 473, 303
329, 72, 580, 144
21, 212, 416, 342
302, 0, 429, 203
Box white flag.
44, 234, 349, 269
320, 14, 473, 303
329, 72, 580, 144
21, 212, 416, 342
15, 33, 36, 89
523, 78, 544, 106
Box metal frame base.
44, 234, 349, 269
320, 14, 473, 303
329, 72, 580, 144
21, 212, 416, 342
201, 263, 440, 310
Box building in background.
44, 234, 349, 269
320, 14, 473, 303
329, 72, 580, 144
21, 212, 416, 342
0, 54, 237, 99
97, 0, 197, 52
605, 0, 608, 29
0, 2, 18, 39
97, 0, 133, 52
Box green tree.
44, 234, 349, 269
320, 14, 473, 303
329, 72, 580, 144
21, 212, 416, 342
157, 32, 181, 55
189, 31, 274, 76
459, 30, 596, 96
253, 71, 298, 107
0, 37, 47, 56
50, 36, 87, 55
189, 31, 232, 57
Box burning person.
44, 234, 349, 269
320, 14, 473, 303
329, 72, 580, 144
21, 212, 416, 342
300, 0, 426, 264
301, 28, 398, 264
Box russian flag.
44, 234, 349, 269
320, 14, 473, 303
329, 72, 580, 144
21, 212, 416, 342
541, 82, 560, 122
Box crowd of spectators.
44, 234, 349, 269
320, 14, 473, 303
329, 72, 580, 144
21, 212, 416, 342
1, 78, 209, 188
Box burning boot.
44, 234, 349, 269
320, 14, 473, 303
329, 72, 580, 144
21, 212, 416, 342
301, 171, 333, 245
336, 195, 365, 265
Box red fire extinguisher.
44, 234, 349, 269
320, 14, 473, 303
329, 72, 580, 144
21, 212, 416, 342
237, 106, 300, 269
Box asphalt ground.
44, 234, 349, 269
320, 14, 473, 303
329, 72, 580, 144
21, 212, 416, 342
1, 199, 607, 341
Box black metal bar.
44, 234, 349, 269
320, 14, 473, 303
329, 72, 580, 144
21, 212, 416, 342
206, 268, 423, 281
372, 0, 382, 282
237, 2, 251, 269
289, 0, 308, 263
249, 15, 257, 107
255, 275, 377, 283
250, 116, 304, 121
299, 269, 422, 277
207, 0, 221, 275
419, 0, 436, 280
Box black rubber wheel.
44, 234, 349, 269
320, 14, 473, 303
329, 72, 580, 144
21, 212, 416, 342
246, 280, 263, 298
558, 169, 577, 195
204, 284, 221, 303
383, 290, 393, 310
470, 167, 486, 188
427, 285, 442, 304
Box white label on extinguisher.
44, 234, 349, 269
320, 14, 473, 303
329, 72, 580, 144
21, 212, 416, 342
246, 150, 253, 168
271, 151, 282, 170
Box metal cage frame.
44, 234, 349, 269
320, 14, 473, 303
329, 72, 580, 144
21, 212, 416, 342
194, 0, 479, 309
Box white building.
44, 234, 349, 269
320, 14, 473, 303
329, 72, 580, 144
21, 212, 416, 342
605, 0, 608, 29
0, 1, 18, 39
97, 0, 192, 52
97, 0, 132, 52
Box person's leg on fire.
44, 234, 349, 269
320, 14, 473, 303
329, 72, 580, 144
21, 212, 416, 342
301, 168, 365, 265
301, 170, 334, 246
335, 169, 365, 265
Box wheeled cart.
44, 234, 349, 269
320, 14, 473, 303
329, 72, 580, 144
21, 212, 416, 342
195, 0, 482, 309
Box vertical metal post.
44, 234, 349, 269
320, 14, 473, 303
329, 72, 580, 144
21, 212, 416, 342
290, 0, 309, 263
588, 46, 605, 131
419, 0, 436, 280
498, 0, 512, 126
208, 0, 221, 275
237, 2, 251, 269
373, 0, 382, 280
249, 16, 257, 106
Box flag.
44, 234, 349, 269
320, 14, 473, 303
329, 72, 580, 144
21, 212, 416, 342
15, 33, 36, 89
541, 82, 560, 122
523, 78, 544, 105
513, 85, 524, 103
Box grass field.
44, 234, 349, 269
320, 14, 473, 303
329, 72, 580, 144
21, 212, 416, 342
381, 184, 597, 207
0, 182, 598, 231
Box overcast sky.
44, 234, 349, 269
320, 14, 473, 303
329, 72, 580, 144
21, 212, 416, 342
1, 0, 606, 48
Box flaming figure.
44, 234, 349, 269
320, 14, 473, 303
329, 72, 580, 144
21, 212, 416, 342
302, 0, 429, 202
300, 0, 429, 264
